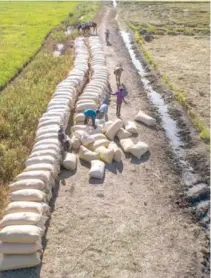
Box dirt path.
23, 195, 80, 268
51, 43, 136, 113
39, 7, 205, 278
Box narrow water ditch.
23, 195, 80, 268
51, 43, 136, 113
111, 3, 209, 258
119, 29, 210, 232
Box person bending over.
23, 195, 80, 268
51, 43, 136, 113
83, 109, 100, 129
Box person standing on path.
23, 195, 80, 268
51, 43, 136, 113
98, 102, 109, 121
105, 29, 110, 45
111, 87, 127, 117
114, 63, 124, 87
58, 125, 70, 152
83, 109, 100, 129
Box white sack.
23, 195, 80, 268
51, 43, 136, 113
0, 241, 42, 255
0, 252, 41, 271
74, 113, 85, 123
71, 135, 81, 150
105, 119, 123, 140
9, 179, 46, 193
95, 146, 114, 164
128, 141, 149, 159
35, 133, 58, 142
108, 142, 123, 162
4, 202, 50, 215
91, 139, 110, 150
116, 128, 132, 140
135, 110, 156, 126
90, 134, 107, 141
103, 120, 113, 133
120, 138, 134, 152
76, 102, 97, 112
32, 144, 60, 153
16, 171, 53, 185
62, 153, 77, 171
9, 189, 47, 203
80, 132, 95, 147
29, 149, 60, 159
79, 146, 100, 163
24, 163, 59, 178
0, 212, 47, 228
124, 121, 138, 134
71, 125, 87, 133
89, 160, 105, 179
0, 225, 44, 243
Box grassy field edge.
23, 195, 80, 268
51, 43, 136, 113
130, 26, 210, 144
0, 2, 100, 217
0, 30, 52, 93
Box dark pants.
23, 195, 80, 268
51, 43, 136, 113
116, 102, 122, 117
84, 116, 96, 128
63, 140, 70, 152
105, 35, 109, 45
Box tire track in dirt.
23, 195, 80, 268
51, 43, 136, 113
38, 7, 207, 278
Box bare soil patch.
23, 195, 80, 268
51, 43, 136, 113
118, 1, 210, 128
142, 35, 210, 127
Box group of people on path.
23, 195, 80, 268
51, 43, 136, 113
78, 21, 97, 35
83, 62, 126, 129
58, 30, 126, 149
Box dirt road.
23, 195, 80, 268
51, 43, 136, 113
38, 7, 207, 278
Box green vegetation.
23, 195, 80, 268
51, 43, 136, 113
0, 2, 100, 215
0, 1, 80, 89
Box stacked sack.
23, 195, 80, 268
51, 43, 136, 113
71, 36, 109, 144
68, 37, 121, 179
67, 36, 110, 179
73, 36, 109, 126
64, 36, 150, 181
0, 37, 89, 271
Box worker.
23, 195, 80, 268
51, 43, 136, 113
83, 109, 100, 129
98, 102, 109, 121
105, 29, 110, 45
58, 125, 70, 152
111, 87, 127, 117
114, 63, 123, 87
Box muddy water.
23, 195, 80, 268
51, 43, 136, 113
120, 31, 191, 169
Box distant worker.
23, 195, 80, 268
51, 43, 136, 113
105, 29, 110, 45
98, 102, 109, 121
83, 109, 100, 129
111, 87, 127, 117
58, 125, 70, 152
114, 63, 123, 87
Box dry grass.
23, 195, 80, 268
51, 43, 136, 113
119, 2, 210, 142
0, 187, 8, 219
145, 35, 210, 125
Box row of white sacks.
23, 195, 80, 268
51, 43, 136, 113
61, 37, 146, 179
0, 37, 90, 271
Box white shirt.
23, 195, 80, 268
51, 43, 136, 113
99, 103, 108, 113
